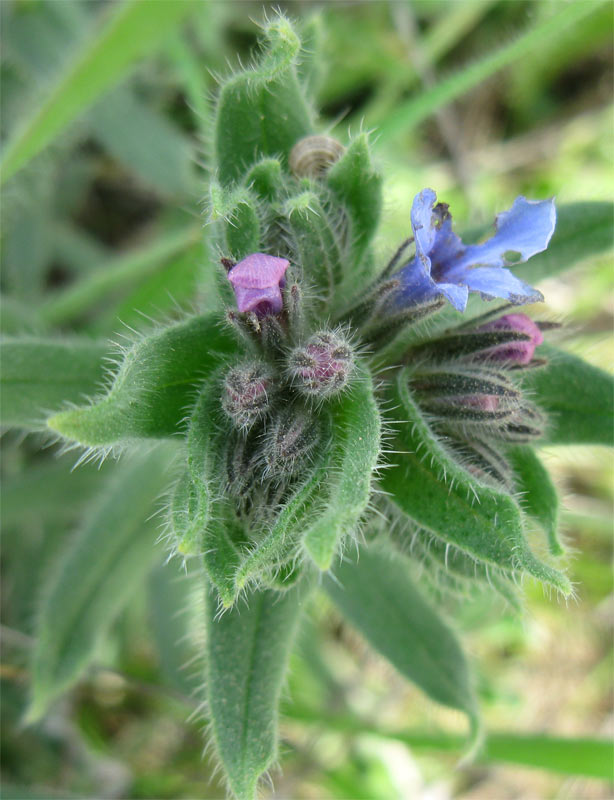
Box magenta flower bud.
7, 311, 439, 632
477, 313, 544, 365
458, 394, 500, 411
288, 331, 354, 399
222, 362, 276, 431
227, 253, 290, 316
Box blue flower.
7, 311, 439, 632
392, 189, 556, 312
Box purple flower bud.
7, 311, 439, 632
288, 331, 354, 399
227, 253, 290, 316
477, 313, 544, 365
222, 362, 276, 431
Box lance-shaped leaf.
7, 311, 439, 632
47, 315, 237, 446
187, 378, 240, 607
214, 16, 313, 186
522, 345, 614, 447
326, 134, 382, 283
408, 533, 521, 610
27, 447, 170, 722
1, 337, 108, 429
284, 191, 344, 301
382, 369, 570, 593
508, 445, 564, 556
244, 158, 283, 202
303, 367, 381, 570
235, 448, 331, 591
324, 545, 481, 745
209, 183, 262, 261
206, 579, 313, 800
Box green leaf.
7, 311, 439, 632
374, 1, 606, 144
284, 191, 344, 302
326, 134, 382, 285
0, 337, 107, 429
523, 345, 614, 447
214, 16, 313, 186
209, 184, 262, 260
508, 445, 563, 556
206, 579, 313, 800
235, 450, 331, 591
186, 380, 240, 606
27, 447, 170, 722
382, 369, 571, 593
324, 544, 480, 744
1, 0, 197, 184
303, 367, 381, 570
47, 315, 237, 446
408, 534, 521, 611
244, 158, 284, 202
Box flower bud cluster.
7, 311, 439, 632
218, 324, 354, 526
406, 312, 549, 487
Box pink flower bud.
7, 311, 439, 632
477, 313, 543, 365
227, 253, 290, 316
222, 362, 275, 431
288, 331, 354, 399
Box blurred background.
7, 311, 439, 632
1, 1, 612, 798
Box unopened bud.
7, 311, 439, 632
288, 331, 354, 399
476, 313, 544, 365
222, 362, 276, 431
262, 409, 320, 477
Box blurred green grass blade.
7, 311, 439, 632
39, 225, 200, 326
27, 448, 170, 722
0, 0, 197, 185
0, 337, 107, 429
374, 0, 606, 143
286, 706, 613, 780
89, 86, 196, 197
324, 545, 481, 746
423, 0, 498, 63
484, 732, 614, 780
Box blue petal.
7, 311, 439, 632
394, 256, 440, 305
445, 196, 556, 277
437, 282, 469, 311
459, 266, 544, 305
429, 210, 464, 272
410, 188, 438, 274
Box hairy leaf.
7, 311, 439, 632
303, 367, 381, 569
326, 134, 382, 285
1, 337, 107, 429
523, 345, 614, 447
324, 545, 480, 744
47, 315, 237, 446
382, 369, 570, 593
508, 445, 563, 555
206, 579, 313, 800
214, 17, 313, 186
27, 447, 170, 721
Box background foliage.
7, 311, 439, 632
1, 1, 612, 798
